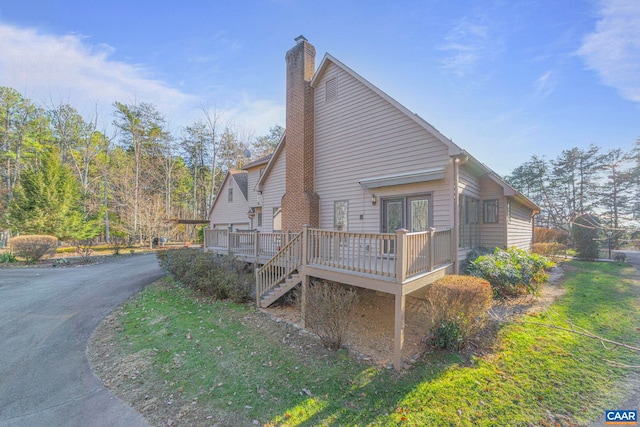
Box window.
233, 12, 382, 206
273, 207, 282, 232
228, 187, 233, 202
256, 207, 263, 227
325, 77, 337, 102
381, 195, 431, 233
507, 200, 512, 223
459, 195, 480, 248
411, 199, 429, 232
334, 201, 348, 231
483, 200, 499, 223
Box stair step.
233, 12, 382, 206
259, 276, 303, 308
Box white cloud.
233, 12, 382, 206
535, 70, 556, 99
578, 0, 640, 102
439, 15, 497, 77
0, 23, 196, 126
218, 97, 285, 139
0, 22, 285, 138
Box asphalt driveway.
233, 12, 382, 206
0, 254, 164, 427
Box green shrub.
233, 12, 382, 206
572, 214, 601, 260
433, 320, 464, 351
156, 249, 254, 303
0, 252, 17, 263
9, 235, 58, 264
305, 280, 359, 350
468, 247, 555, 298
426, 275, 492, 351
460, 246, 492, 274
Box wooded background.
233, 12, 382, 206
0, 86, 282, 246
1, 85, 638, 248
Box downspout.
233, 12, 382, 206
531, 211, 538, 250
452, 152, 469, 274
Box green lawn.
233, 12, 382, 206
114, 260, 640, 426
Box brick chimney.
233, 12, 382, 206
281, 35, 319, 232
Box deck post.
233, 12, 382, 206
429, 227, 436, 271
395, 228, 408, 284
301, 224, 309, 265
393, 292, 406, 371
300, 274, 308, 329
300, 225, 310, 329
253, 230, 260, 258
227, 226, 232, 254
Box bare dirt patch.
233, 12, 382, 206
264, 265, 566, 367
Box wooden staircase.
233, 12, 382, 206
258, 273, 302, 308
255, 233, 303, 308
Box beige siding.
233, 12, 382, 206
261, 148, 287, 232
479, 176, 507, 249
458, 165, 480, 198
208, 173, 250, 230
314, 62, 453, 233
507, 199, 534, 250
246, 167, 261, 208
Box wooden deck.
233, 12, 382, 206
204, 226, 455, 371
205, 227, 454, 291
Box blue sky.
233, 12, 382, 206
0, 0, 638, 175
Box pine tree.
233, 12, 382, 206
6, 149, 88, 239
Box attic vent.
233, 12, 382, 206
325, 77, 337, 102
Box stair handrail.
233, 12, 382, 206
255, 232, 303, 302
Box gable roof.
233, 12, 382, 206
232, 171, 249, 200
207, 169, 248, 217
243, 154, 272, 170
462, 150, 540, 213
311, 53, 539, 213
310, 53, 462, 157
255, 50, 539, 214
256, 132, 286, 192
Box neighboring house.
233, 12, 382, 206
206, 36, 539, 370
244, 154, 274, 232
208, 169, 250, 231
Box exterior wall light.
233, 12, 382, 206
371, 194, 377, 206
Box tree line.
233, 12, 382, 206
505, 141, 640, 247
0, 86, 283, 246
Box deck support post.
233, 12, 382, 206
300, 225, 310, 329
393, 292, 406, 371
253, 230, 260, 258
300, 274, 308, 329
227, 226, 233, 254
395, 228, 408, 284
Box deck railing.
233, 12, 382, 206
257, 232, 296, 258
206, 226, 453, 301
433, 228, 453, 266
255, 232, 303, 299
204, 228, 228, 248
203, 229, 298, 260
403, 228, 453, 279
307, 229, 398, 277
229, 231, 255, 256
